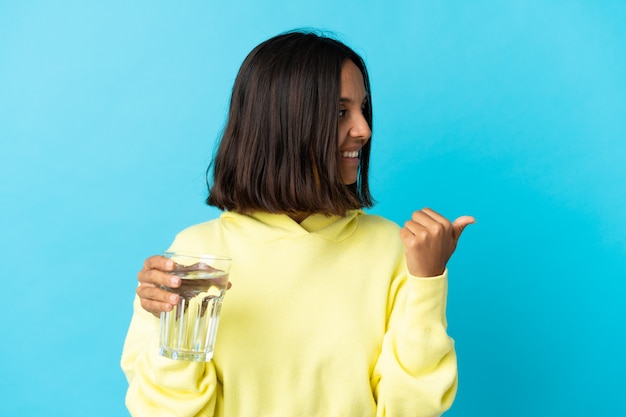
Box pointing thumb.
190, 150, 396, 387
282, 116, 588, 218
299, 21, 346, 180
452, 215, 476, 241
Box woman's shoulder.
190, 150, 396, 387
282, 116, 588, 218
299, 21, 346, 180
166, 216, 225, 248
175, 216, 222, 236
357, 211, 401, 231
354, 211, 403, 244
166, 216, 229, 255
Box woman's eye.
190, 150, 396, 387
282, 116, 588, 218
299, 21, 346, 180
339, 109, 347, 118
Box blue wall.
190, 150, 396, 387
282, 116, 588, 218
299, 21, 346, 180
1, 1, 624, 416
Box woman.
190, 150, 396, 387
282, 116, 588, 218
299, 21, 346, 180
121, 30, 474, 417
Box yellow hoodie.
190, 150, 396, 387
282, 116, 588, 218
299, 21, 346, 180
121, 210, 457, 417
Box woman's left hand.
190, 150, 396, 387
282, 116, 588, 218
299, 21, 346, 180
400, 208, 475, 277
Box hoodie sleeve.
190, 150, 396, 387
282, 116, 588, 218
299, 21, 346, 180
371, 269, 458, 417
120, 296, 219, 417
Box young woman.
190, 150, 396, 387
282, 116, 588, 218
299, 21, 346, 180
121, 30, 474, 417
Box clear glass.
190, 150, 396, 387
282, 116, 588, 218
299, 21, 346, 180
159, 251, 232, 362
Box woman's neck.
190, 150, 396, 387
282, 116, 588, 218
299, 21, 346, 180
288, 212, 310, 224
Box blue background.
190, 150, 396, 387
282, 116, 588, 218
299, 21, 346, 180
1, 1, 624, 416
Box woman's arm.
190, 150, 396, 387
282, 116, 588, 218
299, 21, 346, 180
121, 257, 219, 417
371, 271, 457, 417
371, 208, 473, 416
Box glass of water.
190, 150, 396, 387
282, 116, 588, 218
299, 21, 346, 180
159, 251, 232, 362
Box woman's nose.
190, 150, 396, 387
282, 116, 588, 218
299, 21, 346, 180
350, 114, 371, 140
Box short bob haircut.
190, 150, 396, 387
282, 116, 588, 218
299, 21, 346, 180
206, 30, 374, 217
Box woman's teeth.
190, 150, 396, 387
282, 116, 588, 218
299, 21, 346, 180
341, 151, 359, 158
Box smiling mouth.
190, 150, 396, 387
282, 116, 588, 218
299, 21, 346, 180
341, 151, 359, 158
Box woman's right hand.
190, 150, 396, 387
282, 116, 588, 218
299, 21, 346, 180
136, 255, 181, 318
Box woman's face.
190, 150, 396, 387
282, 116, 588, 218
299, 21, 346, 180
338, 60, 371, 185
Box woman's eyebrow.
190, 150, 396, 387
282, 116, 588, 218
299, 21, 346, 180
340, 97, 367, 104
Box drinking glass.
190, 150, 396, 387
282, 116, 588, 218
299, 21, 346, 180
159, 251, 232, 362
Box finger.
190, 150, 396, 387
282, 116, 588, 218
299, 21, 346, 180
140, 297, 176, 316
400, 224, 418, 245
137, 285, 179, 317
451, 215, 476, 240
421, 208, 451, 227
143, 255, 175, 272
137, 284, 179, 305
138, 267, 181, 288
402, 218, 428, 238
411, 209, 435, 223
410, 209, 449, 237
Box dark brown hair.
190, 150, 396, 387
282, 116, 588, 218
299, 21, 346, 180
206, 30, 374, 216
